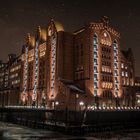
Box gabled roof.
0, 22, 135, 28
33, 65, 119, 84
121, 48, 134, 62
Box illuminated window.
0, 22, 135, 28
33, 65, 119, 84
94, 52, 97, 58
94, 82, 97, 88
94, 66, 98, 73
94, 90, 97, 96
115, 70, 118, 76
93, 35, 98, 44
115, 77, 118, 83
121, 63, 124, 68
114, 63, 118, 69
125, 72, 128, 77
115, 85, 118, 90
94, 74, 97, 81
122, 71, 124, 76
104, 32, 107, 37
94, 59, 97, 65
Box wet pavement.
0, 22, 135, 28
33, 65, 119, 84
0, 122, 140, 140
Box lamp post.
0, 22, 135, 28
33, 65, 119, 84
79, 101, 84, 110
54, 101, 59, 125
74, 93, 79, 121
75, 93, 79, 111
79, 101, 84, 124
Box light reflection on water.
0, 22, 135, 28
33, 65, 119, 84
0, 122, 140, 140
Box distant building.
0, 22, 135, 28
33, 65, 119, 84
0, 60, 7, 106
135, 77, 140, 106
0, 54, 21, 106
8, 56, 21, 105
120, 49, 135, 107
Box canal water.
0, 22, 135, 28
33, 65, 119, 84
0, 122, 140, 140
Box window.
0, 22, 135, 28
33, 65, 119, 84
125, 72, 128, 77
94, 66, 98, 73
121, 63, 124, 68
94, 74, 97, 81
94, 59, 97, 65
94, 82, 97, 88
94, 52, 97, 58
114, 63, 117, 69
93, 34, 98, 44
122, 71, 124, 76
115, 77, 118, 83
94, 90, 97, 96
115, 70, 118, 76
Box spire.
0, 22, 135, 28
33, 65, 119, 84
26, 33, 31, 45
36, 26, 41, 40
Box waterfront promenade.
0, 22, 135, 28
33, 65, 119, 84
0, 106, 140, 134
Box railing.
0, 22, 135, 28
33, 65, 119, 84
0, 105, 140, 111
1, 105, 50, 110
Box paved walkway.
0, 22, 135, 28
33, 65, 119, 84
0, 122, 140, 140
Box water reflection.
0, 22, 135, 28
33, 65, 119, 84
0, 122, 140, 140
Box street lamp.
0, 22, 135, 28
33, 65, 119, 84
75, 93, 79, 111
79, 101, 84, 106
55, 101, 59, 106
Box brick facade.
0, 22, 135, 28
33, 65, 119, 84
0, 17, 138, 110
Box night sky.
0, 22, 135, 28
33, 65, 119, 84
0, 0, 140, 75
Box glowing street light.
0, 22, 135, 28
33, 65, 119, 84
55, 101, 59, 105
79, 101, 84, 106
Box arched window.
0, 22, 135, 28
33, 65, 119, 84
93, 33, 98, 44
101, 31, 112, 46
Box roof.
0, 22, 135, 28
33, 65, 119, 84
67, 85, 85, 93
121, 48, 134, 60
59, 78, 85, 94
121, 50, 129, 59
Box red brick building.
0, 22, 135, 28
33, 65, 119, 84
120, 49, 135, 107
0, 17, 138, 110
19, 17, 137, 110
